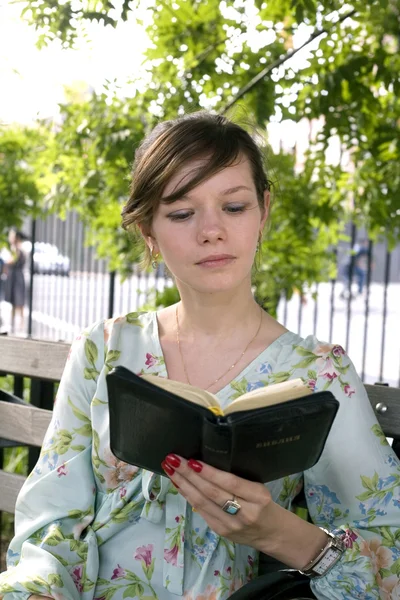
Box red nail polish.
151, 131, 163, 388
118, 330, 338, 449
165, 454, 181, 468
161, 460, 175, 476
171, 479, 179, 489
188, 459, 203, 473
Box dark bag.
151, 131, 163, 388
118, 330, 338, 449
228, 570, 316, 599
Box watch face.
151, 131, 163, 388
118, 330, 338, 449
314, 548, 339, 575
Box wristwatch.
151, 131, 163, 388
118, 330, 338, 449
300, 528, 346, 578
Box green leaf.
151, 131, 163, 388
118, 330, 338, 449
71, 444, 86, 452
371, 424, 389, 446
294, 346, 316, 358
126, 312, 144, 326
74, 423, 92, 437
93, 428, 101, 452
292, 357, 317, 369
58, 429, 73, 443
92, 397, 108, 406
68, 509, 85, 519
380, 568, 393, 578
361, 475, 376, 492
23, 583, 43, 594
106, 350, 121, 363
48, 574, 64, 587
52, 553, 69, 567
77, 546, 88, 561
83, 578, 96, 591
268, 372, 291, 384
85, 338, 98, 365
110, 500, 138, 523
84, 367, 99, 381
356, 490, 374, 501
123, 584, 139, 598
323, 379, 333, 391
45, 536, 63, 547
68, 397, 91, 423
372, 471, 379, 488
94, 468, 105, 483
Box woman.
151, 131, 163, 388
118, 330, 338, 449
0, 112, 399, 600
4, 230, 26, 334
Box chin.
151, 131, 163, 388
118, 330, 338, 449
186, 273, 250, 295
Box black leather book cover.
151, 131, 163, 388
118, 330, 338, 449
106, 366, 339, 483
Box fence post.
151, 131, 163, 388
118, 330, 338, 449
27, 219, 36, 338
108, 271, 116, 318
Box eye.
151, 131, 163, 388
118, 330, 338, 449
167, 211, 193, 222
224, 204, 246, 214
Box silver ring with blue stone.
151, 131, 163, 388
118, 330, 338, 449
222, 495, 241, 515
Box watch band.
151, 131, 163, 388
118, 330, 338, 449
300, 528, 346, 579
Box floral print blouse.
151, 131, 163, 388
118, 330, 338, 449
1, 311, 399, 600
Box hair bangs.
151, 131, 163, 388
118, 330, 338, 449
160, 141, 243, 205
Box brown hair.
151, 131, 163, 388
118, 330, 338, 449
122, 111, 271, 266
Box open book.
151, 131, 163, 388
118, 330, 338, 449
106, 366, 339, 483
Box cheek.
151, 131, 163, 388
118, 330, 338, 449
157, 231, 189, 263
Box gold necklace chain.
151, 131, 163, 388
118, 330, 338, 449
175, 304, 263, 391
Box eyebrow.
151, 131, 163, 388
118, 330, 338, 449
219, 185, 253, 196
161, 185, 253, 204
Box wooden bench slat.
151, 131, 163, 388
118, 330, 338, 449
0, 337, 69, 381
0, 401, 52, 446
0, 470, 26, 514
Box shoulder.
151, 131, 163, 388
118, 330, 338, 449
278, 330, 346, 358
103, 311, 156, 345
276, 331, 357, 393
70, 311, 155, 352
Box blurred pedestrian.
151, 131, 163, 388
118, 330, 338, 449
4, 230, 27, 333
339, 239, 370, 300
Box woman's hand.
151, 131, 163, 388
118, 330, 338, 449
162, 454, 276, 550
161, 454, 328, 570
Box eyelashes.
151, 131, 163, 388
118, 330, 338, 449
167, 205, 248, 222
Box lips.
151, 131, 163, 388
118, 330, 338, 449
196, 255, 235, 264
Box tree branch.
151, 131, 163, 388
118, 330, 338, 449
219, 8, 357, 115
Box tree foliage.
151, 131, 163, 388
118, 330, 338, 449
0, 126, 50, 241
2, 0, 400, 309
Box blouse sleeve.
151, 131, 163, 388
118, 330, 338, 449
303, 345, 400, 600
0, 321, 105, 600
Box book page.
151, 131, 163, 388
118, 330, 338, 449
225, 378, 311, 415
139, 374, 224, 415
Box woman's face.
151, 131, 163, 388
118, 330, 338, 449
149, 155, 269, 295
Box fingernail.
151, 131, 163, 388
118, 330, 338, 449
161, 460, 175, 476
171, 480, 179, 489
188, 459, 203, 473
165, 454, 181, 468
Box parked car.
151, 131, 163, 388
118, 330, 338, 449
22, 241, 71, 276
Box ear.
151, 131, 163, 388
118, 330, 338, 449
137, 223, 159, 255
260, 190, 270, 230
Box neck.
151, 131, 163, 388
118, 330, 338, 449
175, 281, 261, 341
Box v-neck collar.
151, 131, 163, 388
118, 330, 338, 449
149, 310, 295, 399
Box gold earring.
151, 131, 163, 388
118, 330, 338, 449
152, 251, 160, 270
254, 234, 262, 273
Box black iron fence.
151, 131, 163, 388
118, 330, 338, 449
0, 213, 399, 387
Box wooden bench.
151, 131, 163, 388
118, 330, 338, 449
0, 336, 400, 517
0, 337, 69, 515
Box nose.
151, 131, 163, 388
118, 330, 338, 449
196, 209, 227, 245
